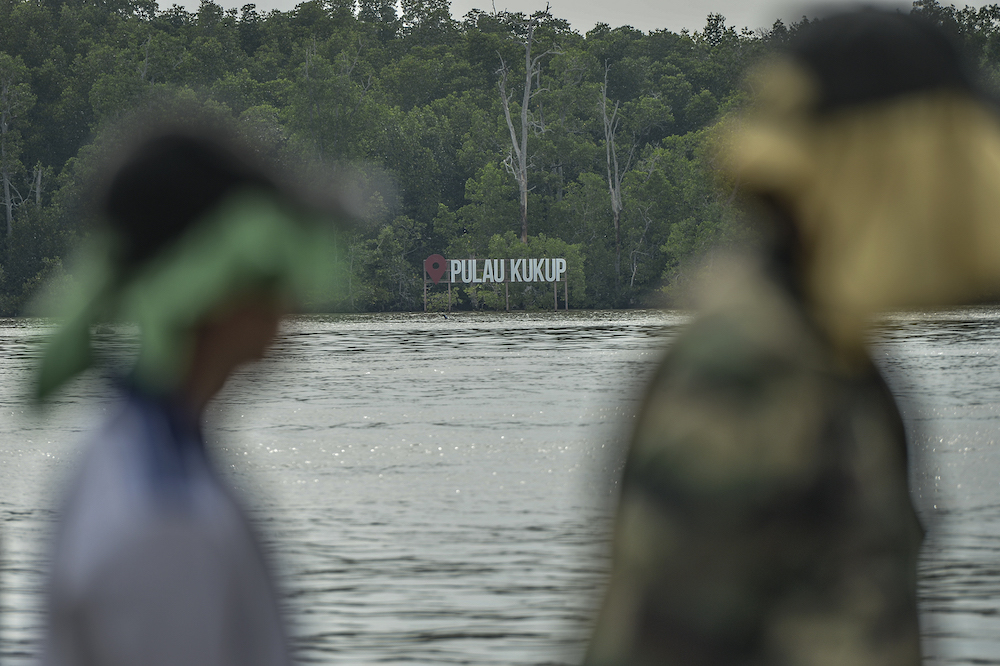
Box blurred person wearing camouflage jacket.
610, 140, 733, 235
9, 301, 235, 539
586, 11, 1000, 666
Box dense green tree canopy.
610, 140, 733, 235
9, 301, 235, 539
0, 0, 993, 313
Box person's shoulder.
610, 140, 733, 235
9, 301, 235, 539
49, 397, 156, 590
657, 262, 827, 394
630, 263, 835, 495
65, 396, 152, 502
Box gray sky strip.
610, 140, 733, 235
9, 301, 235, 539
172, 0, 992, 34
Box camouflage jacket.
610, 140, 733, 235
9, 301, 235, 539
586, 260, 923, 666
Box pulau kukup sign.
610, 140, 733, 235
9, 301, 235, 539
423, 254, 569, 312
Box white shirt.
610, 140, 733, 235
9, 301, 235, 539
44, 390, 291, 666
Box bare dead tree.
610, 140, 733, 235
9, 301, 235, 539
304, 37, 320, 161
1, 72, 14, 238
497, 5, 553, 244
629, 201, 655, 288
599, 62, 639, 293
140, 36, 151, 82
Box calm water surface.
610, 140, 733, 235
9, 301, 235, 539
1, 309, 998, 664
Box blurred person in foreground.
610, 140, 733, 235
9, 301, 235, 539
35, 124, 344, 666
586, 10, 1000, 666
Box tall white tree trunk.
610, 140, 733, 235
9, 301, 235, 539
600, 65, 623, 292
600, 63, 639, 299
498, 8, 551, 244
1, 78, 12, 238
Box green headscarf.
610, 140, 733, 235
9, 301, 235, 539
36, 188, 344, 400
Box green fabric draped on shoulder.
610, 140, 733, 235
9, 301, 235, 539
35, 188, 346, 401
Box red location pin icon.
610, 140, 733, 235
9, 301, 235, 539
424, 254, 447, 284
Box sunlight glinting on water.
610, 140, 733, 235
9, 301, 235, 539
1, 309, 999, 664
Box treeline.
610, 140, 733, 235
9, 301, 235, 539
1, 0, 998, 313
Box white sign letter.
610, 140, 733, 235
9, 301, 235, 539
450, 260, 462, 283
511, 259, 523, 282
531, 258, 544, 282
544, 258, 556, 282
